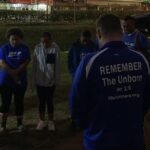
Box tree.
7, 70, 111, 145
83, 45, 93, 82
143, 0, 150, 3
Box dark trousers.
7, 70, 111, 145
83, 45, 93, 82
36, 85, 55, 114
0, 85, 26, 116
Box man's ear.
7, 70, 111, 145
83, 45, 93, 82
96, 29, 101, 39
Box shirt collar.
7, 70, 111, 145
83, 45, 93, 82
100, 41, 126, 50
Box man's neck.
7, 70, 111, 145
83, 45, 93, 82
101, 36, 122, 46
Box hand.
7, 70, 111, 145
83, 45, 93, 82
8, 69, 20, 84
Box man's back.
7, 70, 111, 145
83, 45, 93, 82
70, 14, 150, 150
70, 41, 150, 150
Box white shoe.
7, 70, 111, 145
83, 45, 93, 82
0, 124, 6, 133
48, 120, 55, 131
17, 125, 24, 132
0, 126, 5, 133
36, 120, 47, 130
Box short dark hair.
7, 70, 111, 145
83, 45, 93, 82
6, 28, 24, 39
81, 30, 92, 38
124, 15, 136, 22
97, 14, 122, 34
42, 32, 51, 39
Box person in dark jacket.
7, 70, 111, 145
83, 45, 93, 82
68, 30, 98, 130
70, 14, 150, 150
68, 30, 98, 78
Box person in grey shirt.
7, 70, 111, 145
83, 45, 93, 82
32, 32, 60, 131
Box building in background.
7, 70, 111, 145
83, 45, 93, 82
0, 0, 53, 11
87, 0, 142, 6
86, 0, 143, 11
53, 0, 87, 10
0, 0, 148, 11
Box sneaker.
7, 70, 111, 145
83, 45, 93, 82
17, 125, 24, 132
0, 124, 6, 132
36, 120, 47, 130
0, 126, 5, 133
48, 120, 55, 131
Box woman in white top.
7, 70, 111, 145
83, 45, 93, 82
32, 32, 60, 131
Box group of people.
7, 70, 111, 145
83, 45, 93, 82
0, 29, 60, 132
0, 13, 149, 150
70, 15, 150, 150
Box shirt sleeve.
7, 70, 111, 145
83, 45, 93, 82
140, 34, 148, 50
0, 47, 5, 60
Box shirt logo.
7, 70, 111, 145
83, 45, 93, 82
8, 51, 22, 58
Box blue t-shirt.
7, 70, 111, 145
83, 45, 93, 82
122, 31, 148, 51
70, 41, 150, 150
68, 40, 98, 78
0, 43, 30, 87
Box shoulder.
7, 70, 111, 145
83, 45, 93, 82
34, 43, 42, 52
127, 48, 149, 70
123, 32, 129, 38
85, 48, 109, 67
1, 44, 10, 50
19, 43, 29, 51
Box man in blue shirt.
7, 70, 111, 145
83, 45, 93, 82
68, 30, 98, 130
122, 15, 150, 61
70, 14, 150, 150
0, 28, 30, 132
68, 30, 98, 78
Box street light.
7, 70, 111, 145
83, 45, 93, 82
73, 0, 76, 24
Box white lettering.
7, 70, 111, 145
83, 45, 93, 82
100, 62, 142, 75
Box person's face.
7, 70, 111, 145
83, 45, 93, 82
41, 36, 51, 48
80, 36, 91, 45
9, 35, 22, 47
122, 20, 135, 34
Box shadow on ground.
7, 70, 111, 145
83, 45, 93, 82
0, 111, 150, 150
0, 118, 83, 150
